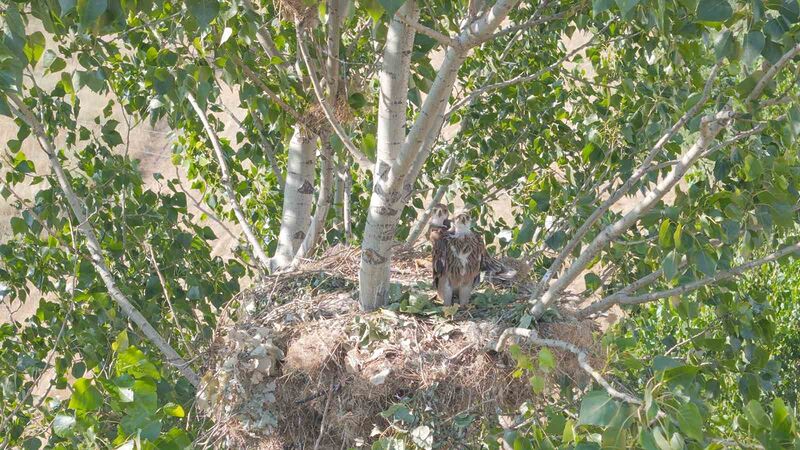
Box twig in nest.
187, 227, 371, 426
296, 382, 342, 405
494, 327, 641, 404
313, 381, 337, 450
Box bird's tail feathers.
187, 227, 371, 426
481, 255, 518, 281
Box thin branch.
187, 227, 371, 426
146, 243, 193, 353
296, 28, 374, 172
229, 55, 307, 127
185, 92, 272, 271
531, 63, 722, 299
7, 93, 201, 387
490, 5, 580, 40
241, 0, 290, 68
397, 14, 460, 48
746, 42, 800, 103
578, 242, 800, 317
495, 327, 641, 404
533, 108, 735, 318
446, 21, 611, 118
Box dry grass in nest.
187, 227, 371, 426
275, 0, 317, 24
198, 245, 607, 448
333, 95, 354, 125
304, 103, 328, 135
538, 319, 606, 387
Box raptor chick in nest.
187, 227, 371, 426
429, 209, 517, 305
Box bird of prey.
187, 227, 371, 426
427, 204, 451, 293
436, 212, 483, 305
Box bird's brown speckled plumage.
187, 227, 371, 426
437, 213, 483, 305
427, 204, 451, 292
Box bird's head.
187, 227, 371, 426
430, 203, 450, 227
453, 212, 472, 236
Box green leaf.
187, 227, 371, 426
745, 399, 771, 430
164, 403, 185, 418
695, 250, 717, 276
584, 272, 602, 292
743, 31, 765, 66
788, 105, 800, 136
593, 0, 615, 14
77, 0, 108, 27
530, 374, 546, 393
659, 219, 673, 248
187, 0, 220, 29
615, 0, 640, 15
379, 0, 407, 18
578, 390, 619, 426
663, 250, 679, 280
348, 92, 367, 109
538, 348, 556, 372
744, 154, 763, 181
52, 414, 76, 437
117, 346, 161, 380
714, 30, 734, 60
10, 217, 27, 235
24, 32, 46, 67
69, 378, 103, 411
545, 230, 567, 250
676, 402, 704, 441
517, 218, 535, 244
696, 0, 733, 22
22, 437, 41, 450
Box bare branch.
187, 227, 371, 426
186, 92, 272, 271
397, 14, 460, 48
578, 242, 800, 317
490, 6, 578, 40
495, 327, 642, 404
463, 0, 525, 46
7, 93, 200, 387
746, 42, 800, 103
531, 63, 722, 299
533, 108, 736, 318
297, 29, 374, 172
229, 55, 307, 127
447, 22, 609, 118
241, 0, 290, 68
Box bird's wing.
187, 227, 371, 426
431, 231, 449, 287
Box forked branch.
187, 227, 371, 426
495, 327, 642, 404
577, 242, 800, 318
186, 92, 272, 271
296, 29, 374, 172
7, 93, 200, 387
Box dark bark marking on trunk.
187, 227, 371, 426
363, 248, 388, 264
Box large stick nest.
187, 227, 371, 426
197, 246, 603, 449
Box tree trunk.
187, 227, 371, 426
358, 2, 418, 310
271, 126, 316, 270
292, 139, 334, 265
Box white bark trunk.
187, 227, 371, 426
292, 141, 334, 264
359, 1, 418, 310
358, 0, 520, 310
272, 126, 317, 270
